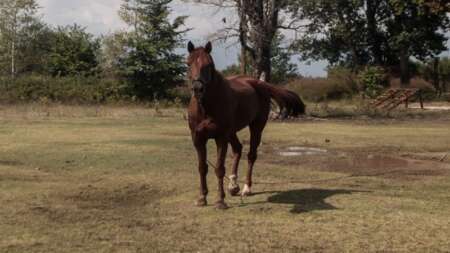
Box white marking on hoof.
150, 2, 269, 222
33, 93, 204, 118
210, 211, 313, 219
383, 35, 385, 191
228, 175, 238, 189
241, 184, 252, 196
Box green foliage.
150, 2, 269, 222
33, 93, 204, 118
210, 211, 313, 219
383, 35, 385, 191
0, 75, 126, 103
117, 0, 187, 99
0, 0, 42, 75
288, 0, 368, 67
358, 66, 387, 98
46, 24, 101, 76
225, 33, 299, 84
99, 32, 129, 77
270, 33, 299, 83
0, 1, 101, 78
386, 0, 449, 60
288, 0, 449, 69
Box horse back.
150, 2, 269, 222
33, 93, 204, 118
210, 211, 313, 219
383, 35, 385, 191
226, 76, 271, 131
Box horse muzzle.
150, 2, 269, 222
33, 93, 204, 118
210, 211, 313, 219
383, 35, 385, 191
192, 80, 205, 102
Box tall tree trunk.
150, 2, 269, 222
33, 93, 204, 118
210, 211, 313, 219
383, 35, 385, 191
238, 0, 280, 83
237, 0, 250, 75
255, 43, 271, 81
399, 48, 410, 87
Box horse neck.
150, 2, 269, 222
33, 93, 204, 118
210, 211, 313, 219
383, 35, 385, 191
207, 70, 230, 97
201, 70, 232, 115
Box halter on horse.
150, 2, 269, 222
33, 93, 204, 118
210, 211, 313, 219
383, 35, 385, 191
187, 41, 305, 209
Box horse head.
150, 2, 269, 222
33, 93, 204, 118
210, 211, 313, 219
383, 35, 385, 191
187, 41, 215, 103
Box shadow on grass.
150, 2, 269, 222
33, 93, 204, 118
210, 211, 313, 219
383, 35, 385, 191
266, 188, 364, 213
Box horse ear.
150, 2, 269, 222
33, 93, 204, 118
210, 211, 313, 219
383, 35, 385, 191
205, 41, 212, 54
188, 41, 195, 53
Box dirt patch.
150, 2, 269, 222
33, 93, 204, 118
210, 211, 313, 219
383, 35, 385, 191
262, 145, 450, 181
66, 183, 160, 210
401, 152, 450, 164
27, 182, 166, 226
330, 156, 449, 180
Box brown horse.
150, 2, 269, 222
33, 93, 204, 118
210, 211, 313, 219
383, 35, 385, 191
187, 41, 305, 209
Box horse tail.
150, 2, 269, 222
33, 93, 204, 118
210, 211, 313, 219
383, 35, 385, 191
253, 80, 306, 117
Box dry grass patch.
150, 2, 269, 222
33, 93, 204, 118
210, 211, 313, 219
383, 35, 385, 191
1, 105, 449, 252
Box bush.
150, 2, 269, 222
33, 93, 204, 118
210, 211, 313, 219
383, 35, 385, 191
327, 66, 359, 91
167, 85, 191, 105
286, 67, 358, 102
358, 66, 387, 98
0, 75, 127, 104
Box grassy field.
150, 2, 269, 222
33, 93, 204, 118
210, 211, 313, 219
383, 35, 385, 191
1, 104, 450, 252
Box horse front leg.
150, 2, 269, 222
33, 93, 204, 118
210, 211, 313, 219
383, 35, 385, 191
214, 137, 229, 209
192, 119, 218, 207
193, 137, 208, 207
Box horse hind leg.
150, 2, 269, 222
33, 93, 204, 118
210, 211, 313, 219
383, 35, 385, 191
228, 134, 242, 196
242, 125, 264, 196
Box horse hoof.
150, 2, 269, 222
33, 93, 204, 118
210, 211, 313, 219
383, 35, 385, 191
215, 201, 229, 210
228, 185, 241, 196
196, 198, 207, 207
228, 175, 240, 196
241, 184, 252, 196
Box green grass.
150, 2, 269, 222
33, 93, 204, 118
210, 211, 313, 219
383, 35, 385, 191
1, 105, 449, 252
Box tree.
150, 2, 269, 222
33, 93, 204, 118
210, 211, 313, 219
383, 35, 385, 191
99, 32, 129, 77
222, 33, 298, 83
270, 33, 298, 83
0, 0, 40, 77
188, 0, 298, 82
287, 0, 368, 69
45, 24, 100, 76
387, 0, 449, 86
287, 0, 449, 86
16, 21, 53, 74
238, 0, 287, 81
118, 0, 187, 99
438, 57, 450, 94
419, 57, 450, 95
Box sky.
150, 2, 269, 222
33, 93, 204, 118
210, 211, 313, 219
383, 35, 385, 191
36, 0, 449, 77
35, 0, 328, 77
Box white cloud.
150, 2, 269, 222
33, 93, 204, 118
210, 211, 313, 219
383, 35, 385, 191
33, 1, 450, 76
36, 0, 126, 34
35, 0, 338, 75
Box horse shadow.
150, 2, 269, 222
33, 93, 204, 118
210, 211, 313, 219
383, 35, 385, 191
262, 188, 364, 214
